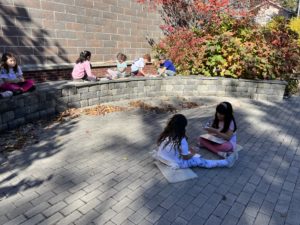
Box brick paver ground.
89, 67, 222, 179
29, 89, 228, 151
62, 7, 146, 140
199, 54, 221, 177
0, 96, 300, 225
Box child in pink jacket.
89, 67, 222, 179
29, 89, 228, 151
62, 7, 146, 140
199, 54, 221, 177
72, 50, 97, 81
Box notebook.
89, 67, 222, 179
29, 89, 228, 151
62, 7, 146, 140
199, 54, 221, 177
200, 133, 227, 144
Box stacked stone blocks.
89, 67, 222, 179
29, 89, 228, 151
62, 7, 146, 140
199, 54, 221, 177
0, 77, 286, 132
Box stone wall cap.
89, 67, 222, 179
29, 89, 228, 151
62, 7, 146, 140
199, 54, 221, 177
33, 76, 287, 91
237, 79, 287, 85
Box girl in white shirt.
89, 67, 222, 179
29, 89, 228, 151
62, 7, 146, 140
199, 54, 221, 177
156, 114, 237, 169
131, 54, 151, 76
199, 102, 237, 158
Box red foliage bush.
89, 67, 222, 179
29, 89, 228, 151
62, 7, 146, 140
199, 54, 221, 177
138, 1, 300, 80
153, 16, 300, 79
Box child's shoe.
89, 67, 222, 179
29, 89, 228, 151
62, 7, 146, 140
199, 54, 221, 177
0, 91, 13, 98
87, 77, 98, 82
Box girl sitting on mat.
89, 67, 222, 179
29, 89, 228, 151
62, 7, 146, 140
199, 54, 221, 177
199, 102, 237, 158
155, 114, 237, 169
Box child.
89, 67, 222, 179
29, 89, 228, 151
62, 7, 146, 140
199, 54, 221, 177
106, 53, 128, 79
199, 102, 237, 158
0, 52, 35, 95
72, 50, 97, 81
131, 54, 151, 76
157, 54, 176, 77
155, 114, 237, 169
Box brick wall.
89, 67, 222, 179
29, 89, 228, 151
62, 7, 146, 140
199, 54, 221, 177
0, 0, 162, 71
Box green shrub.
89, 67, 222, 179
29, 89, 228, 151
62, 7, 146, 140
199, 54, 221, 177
153, 16, 300, 80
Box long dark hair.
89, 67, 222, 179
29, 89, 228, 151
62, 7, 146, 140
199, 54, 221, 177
76, 50, 91, 64
157, 114, 188, 154
212, 102, 237, 133
1, 52, 18, 73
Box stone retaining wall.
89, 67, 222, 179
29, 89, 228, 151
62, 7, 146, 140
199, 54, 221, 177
0, 76, 287, 132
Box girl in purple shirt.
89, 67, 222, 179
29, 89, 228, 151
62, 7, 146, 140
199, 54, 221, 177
0, 52, 35, 95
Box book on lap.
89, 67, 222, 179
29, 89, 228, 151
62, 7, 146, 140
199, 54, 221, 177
200, 133, 227, 144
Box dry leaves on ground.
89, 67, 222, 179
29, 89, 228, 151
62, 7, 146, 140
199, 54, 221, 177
55, 108, 80, 122
82, 105, 128, 116
129, 100, 177, 113
55, 105, 129, 122
0, 123, 42, 152
180, 101, 199, 109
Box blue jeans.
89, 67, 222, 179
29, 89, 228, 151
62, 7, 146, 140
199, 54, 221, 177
178, 156, 229, 169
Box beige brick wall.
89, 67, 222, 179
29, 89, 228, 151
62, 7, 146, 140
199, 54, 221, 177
0, 0, 162, 69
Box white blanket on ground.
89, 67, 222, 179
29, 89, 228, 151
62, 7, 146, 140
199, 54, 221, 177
154, 161, 198, 183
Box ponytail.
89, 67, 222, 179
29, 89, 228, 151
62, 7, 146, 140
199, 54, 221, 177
76, 50, 91, 64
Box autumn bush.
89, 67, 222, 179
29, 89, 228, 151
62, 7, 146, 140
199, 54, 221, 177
153, 15, 299, 80
289, 17, 300, 74
138, 1, 300, 80
289, 17, 300, 46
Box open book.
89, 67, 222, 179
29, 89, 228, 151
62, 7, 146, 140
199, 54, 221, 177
200, 133, 227, 144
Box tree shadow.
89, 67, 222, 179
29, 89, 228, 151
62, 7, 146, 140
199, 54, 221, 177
87, 97, 299, 225
0, 96, 299, 224
0, 4, 70, 66
0, 119, 79, 200
0, 175, 53, 198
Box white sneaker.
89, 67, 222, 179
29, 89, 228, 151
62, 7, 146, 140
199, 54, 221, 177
0, 91, 13, 98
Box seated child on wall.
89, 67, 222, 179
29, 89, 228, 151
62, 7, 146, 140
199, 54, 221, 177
0, 52, 35, 95
131, 54, 151, 76
106, 53, 128, 79
72, 50, 98, 81
157, 54, 176, 77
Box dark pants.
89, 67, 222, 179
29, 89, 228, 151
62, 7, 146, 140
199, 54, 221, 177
0, 79, 35, 93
